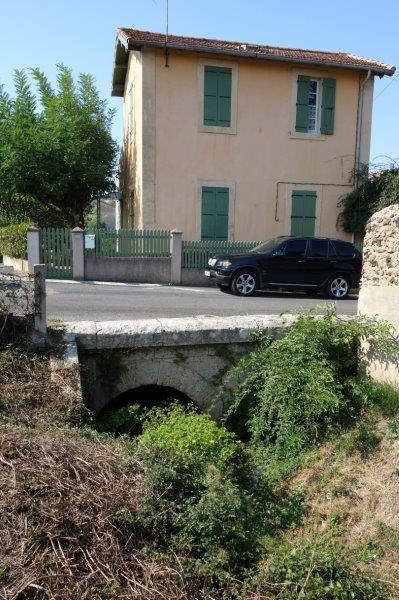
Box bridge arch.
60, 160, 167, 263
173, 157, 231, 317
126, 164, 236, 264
109, 357, 222, 418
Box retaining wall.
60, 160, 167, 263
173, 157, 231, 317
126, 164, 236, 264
2, 255, 29, 274
85, 256, 171, 284
357, 204, 399, 388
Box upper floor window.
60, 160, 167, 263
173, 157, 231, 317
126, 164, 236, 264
295, 75, 336, 135
204, 66, 232, 127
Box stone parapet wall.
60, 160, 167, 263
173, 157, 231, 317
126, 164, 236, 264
361, 204, 399, 286
358, 204, 399, 388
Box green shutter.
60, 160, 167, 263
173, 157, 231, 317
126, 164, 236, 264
321, 78, 336, 135
291, 191, 316, 236
201, 187, 229, 240
295, 75, 310, 133
204, 67, 232, 127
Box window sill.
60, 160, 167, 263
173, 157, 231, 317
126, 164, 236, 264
198, 124, 237, 135
289, 131, 326, 141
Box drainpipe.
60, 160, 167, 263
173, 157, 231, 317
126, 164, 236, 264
354, 69, 372, 188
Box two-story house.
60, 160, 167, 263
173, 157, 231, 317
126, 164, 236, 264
112, 28, 394, 241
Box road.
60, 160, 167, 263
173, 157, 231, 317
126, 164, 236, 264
46, 280, 358, 322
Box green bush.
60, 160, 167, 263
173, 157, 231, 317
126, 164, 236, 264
130, 405, 274, 580
139, 404, 241, 469
0, 221, 31, 259
252, 539, 388, 599
225, 309, 399, 482
96, 403, 144, 437
338, 166, 399, 235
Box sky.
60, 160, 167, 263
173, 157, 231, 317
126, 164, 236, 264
0, 0, 398, 168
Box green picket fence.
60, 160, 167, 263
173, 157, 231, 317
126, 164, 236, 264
182, 240, 262, 269
85, 228, 171, 258
40, 227, 72, 279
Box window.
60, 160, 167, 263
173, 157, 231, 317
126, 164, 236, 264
307, 80, 319, 133
201, 187, 229, 240
204, 66, 232, 127
295, 76, 336, 135
290, 190, 317, 237
284, 239, 307, 258
329, 241, 337, 256
333, 241, 356, 258
308, 239, 328, 258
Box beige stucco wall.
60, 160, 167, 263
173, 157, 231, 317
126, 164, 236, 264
122, 48, 373, 240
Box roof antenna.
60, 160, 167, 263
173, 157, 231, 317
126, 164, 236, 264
164, 0, 169, 67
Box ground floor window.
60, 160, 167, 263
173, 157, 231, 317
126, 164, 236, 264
290, 190, 316, 236
201, 186, 229, 240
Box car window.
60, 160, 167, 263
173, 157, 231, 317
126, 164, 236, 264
284, 239, 307, 258
308, 239, 328, 258
251, 237, 289, 253
329, 241, 337, 257
334, 241, 355, 258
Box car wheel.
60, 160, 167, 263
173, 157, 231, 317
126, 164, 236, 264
231, 270, 258, 297
326, 275, 350, 299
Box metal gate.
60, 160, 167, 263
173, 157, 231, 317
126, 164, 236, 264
40, 227, 72, 279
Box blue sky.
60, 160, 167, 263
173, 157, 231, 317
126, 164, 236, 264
1, 0, 398, 167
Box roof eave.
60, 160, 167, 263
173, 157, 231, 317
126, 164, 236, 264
111, 34, 130, 97
111, 30, 395, 97
126, 37, 395, 77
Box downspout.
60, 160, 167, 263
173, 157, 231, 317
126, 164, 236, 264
354, 69, 372, 188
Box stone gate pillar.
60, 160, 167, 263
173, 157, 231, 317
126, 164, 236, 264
357, 204, 399, 387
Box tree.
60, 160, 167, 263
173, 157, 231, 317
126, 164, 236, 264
337, 166, 399, 236
0, 65, 118, 227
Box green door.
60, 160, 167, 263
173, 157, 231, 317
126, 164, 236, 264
290, 191, 316, 236
201, 187, 229, 240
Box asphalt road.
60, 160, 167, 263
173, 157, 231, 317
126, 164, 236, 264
46, 280, 358, 322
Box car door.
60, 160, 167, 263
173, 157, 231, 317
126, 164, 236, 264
302, 238, 332, 285
264, 238, 308, 284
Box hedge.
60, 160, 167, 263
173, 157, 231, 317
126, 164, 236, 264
0, 222, 32, 259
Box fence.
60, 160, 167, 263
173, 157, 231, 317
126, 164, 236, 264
40, 227, 72, 279
32, 227, 262, 284
85, 228, 171, 258
182, 240, 262, 269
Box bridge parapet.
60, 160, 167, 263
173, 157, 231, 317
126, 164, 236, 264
59, 314, 297, 419
63, 313, 296, 351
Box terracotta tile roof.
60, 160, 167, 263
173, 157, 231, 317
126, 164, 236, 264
117, 28, 395, 76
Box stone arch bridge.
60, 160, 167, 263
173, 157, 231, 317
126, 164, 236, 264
54, 314, 294, 419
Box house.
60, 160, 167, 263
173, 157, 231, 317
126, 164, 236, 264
112, 28, 395, 241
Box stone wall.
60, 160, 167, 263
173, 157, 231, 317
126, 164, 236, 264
63, 313, 296, 418
357, 204, 399, 388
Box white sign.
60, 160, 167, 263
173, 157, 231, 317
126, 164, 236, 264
85, 234, 96, 249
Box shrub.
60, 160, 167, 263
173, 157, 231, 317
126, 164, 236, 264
337, 166, 399, 235
252, 539, 388, 599
96, 403, 144, 437
139, 404, 241, 469
0, 221, 31, 259
225, 309, 399, 482
133, 406, 271, 579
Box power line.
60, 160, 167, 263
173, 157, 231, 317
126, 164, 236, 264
374, 72, 399, 100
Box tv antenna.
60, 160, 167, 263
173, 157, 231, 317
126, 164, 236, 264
164, 0, 169, 67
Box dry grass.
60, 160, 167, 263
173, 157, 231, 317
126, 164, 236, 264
286, 430, 399, 591
0, 426, 211, 600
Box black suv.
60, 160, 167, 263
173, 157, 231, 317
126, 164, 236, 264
205, 236, 362, 299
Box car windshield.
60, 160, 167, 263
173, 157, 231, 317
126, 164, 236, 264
251, 237, 288, 253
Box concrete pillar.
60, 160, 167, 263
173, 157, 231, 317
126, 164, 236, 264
71, 227, 85, 280
33, 264, 47, 336
27, 226, 40, 274
170, 230, 183, 285
115, 198, 122, 231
